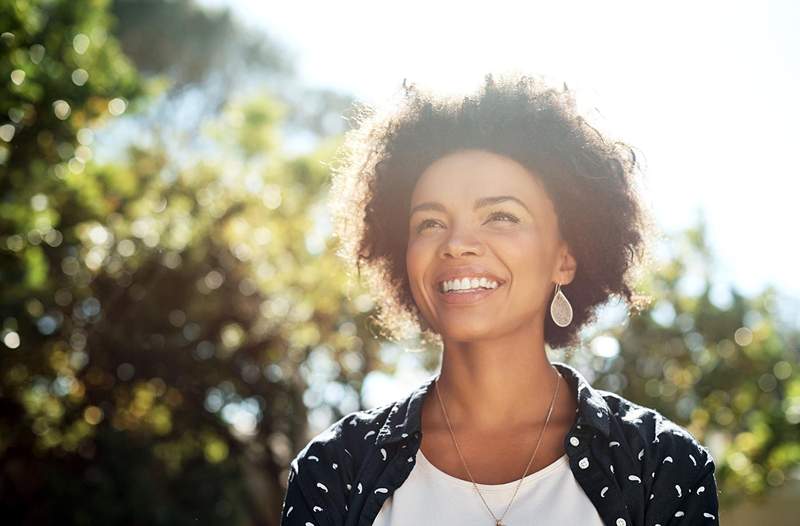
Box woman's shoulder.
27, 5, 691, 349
557, 359, 714, 468
281, 399, 405, 523
289, 398, 399, 475
290, 374, 436, 474
595, 387, 716, 473
590, 389, 721, 522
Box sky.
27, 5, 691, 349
195, 0, 800, 410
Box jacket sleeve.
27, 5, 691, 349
643, 425, 720, 525
280, 419, 355, 526
280, 462, 329, 526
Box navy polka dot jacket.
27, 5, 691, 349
280, 361, 720, 525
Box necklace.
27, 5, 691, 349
433, 364, 561, 526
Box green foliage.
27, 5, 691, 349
0, 1, 374, 524
580, 218, 800, 505
1, 0, 142, 300
0, 88, 379, 526
0, 0, 141, 169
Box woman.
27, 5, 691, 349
280, 74, 720, 525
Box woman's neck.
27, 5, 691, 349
431, 324, 565, 433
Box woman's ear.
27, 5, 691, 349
552, 242, 577, 286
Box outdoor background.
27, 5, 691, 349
1, 0, 798, 524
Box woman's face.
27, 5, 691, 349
406, 148, 575, 342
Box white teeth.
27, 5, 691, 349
440, 277, 500, 292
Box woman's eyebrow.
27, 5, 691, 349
475, 195, 531, 214
410, 195, 532, 216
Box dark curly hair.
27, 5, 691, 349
329, 73, 655, 349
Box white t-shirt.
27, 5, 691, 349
373, 447, 605, 525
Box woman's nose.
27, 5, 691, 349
439, 225, 484, 258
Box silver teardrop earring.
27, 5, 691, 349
550, 282, 573, 327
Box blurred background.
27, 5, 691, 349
1, 0, 798, 524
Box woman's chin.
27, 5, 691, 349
435, 321, 500, 343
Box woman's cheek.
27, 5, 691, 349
503, 228, 546, 256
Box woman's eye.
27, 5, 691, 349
415, 219, 442, 233
486, 211, 520, 224
414, 213, 518, 233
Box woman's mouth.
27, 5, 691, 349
436, 277, 503, 305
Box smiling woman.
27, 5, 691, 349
328, 74, 655, 350
405, 150, 577, 343
280, 74, 720, 526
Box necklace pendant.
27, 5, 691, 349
495, 521, 505, 526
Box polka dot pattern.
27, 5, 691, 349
279, 361, 720, 525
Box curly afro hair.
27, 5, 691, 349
329, 73, 655, 349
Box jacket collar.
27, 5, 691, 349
375, 361, 613, 446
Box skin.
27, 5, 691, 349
406, 148, 579, 484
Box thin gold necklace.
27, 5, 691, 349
432, 364, 561, 526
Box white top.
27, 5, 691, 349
373, 447, 605, 525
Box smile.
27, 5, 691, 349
436, 277, 503, 305
439, 277, 499, 293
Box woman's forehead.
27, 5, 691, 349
411, 149, 549, 206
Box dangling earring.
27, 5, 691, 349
550, 282, 573, 327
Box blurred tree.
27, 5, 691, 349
110, 0, 291, 88
578, 217, 800, 507
1, 1, 377, 525
107, 0, 357, 146
0, 0, 142, 187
